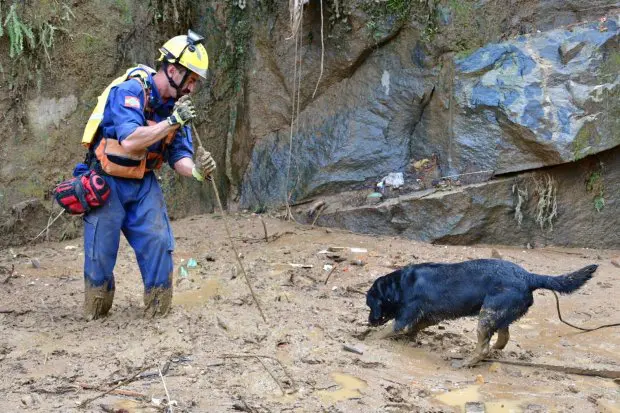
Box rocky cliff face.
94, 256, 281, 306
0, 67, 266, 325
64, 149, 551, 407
299, 145, 620, 248
237, 2, 618, 248
0, 1, 617, 248
241, 6, 618, 209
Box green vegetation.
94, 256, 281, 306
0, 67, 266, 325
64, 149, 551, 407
361, 0, 420, 42
600, 51, 620, 78
3, 3, 35, 58
113, 0, 132, 25
586, 168, 605, 213
218, 1, 251, 93
0, 0, 75, 92
572, 122, 601, 160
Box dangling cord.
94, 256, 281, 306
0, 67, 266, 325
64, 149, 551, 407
552, 291, 620, 332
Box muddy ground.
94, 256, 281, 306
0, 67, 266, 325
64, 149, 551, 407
0, 214, 619, 413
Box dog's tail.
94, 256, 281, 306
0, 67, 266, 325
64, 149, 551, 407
530, 265, 597, 294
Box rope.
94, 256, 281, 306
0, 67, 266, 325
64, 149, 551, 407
311, 0, 324, 99
552, 291, 620, 332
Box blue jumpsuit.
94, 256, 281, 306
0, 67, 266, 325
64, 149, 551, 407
83, 74, 194, 296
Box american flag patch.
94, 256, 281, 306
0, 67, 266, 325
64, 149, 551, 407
124, 96, 141, 109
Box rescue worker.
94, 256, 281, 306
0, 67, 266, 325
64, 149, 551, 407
81, 30, 216, 320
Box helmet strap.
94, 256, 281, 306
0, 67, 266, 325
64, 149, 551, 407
162, 61, 191, 97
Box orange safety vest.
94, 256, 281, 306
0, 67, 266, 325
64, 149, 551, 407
89, 69, 175, 179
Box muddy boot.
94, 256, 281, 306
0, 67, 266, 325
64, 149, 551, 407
143, 285, 173, 318
84, 281, 114, 320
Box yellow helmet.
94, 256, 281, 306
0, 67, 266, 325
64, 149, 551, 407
158, 30, 209, 79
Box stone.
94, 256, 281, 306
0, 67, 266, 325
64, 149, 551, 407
464, 401, 486, 413
559, 40, 586, 64
297, 145, 620, 248
240, 15, 619, 213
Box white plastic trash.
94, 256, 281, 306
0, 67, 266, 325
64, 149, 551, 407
383, 172, 404, 189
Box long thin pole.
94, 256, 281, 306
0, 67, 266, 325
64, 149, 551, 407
190, 124, 267, 322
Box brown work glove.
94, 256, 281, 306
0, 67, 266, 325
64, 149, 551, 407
167, 95, 196, 126
192, 147, 216, 182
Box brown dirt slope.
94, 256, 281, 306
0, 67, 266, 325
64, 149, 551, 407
0, 215, 619, 412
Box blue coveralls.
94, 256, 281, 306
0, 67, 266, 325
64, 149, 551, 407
83, 73, 194, 294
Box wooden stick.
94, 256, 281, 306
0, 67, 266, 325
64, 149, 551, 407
191, 124, 267, 323
77, 365, 152, 408
259, 216, 269, 242
221, 354, 295, 391
483, 358, 620, 379
0, 309, 31, 315
256, 356, 285, 395
324, 265, 337, 285
159, 366, 173, 413
31, 210, 64, 243
80, 384, 147, 399
452, 357, 620, 379
311, 205, 324, 227
40, 298, 55, 324
46, 197, 55, 242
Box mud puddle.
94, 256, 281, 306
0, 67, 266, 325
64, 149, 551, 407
317, 372, 368, 402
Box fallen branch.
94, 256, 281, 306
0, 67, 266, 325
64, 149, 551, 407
238, 231, 295, 244
311, 0, 324, 99
107, 360, 171, 386
324, 265, 337, 285
31, 210, 65, 243
77, 365, 153, 409
451, 357, 620, 380
159, 365, 174, 413
256, 357, 285, 395
259, 216, 269, 242
0, 309, 31, 315
311, 205, 324, 227
345, 286, 366, 296
80, 384, 147, 399
221, 354, 295, 392
481, 358, 620, 379
287, 198, 315, 208
297, 272, 319, 283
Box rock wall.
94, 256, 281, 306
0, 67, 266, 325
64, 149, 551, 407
241, 10, 619, 208
299, 146, 620, 248
0, 0, 617, 248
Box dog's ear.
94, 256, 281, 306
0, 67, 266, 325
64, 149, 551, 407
377, 270, 401, 304
367, 280, 384, 325
367, 271, 401, 326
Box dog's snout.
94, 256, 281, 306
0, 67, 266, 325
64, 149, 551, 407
368, 314, 387, 326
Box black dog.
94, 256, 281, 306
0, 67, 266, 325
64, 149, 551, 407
366, 259, 597, 366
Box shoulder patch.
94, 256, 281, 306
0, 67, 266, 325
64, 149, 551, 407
124, 96, 141, 109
